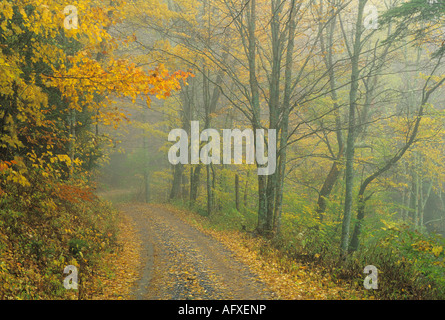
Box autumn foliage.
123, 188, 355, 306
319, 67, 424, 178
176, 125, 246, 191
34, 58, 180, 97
2, 0, 445, 301
99, 0, 445, 300
0, 0, 190, 299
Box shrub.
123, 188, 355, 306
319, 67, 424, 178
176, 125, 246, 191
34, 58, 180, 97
0, 168, 120, 299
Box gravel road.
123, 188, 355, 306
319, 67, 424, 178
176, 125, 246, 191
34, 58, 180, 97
119, 203, 277, 300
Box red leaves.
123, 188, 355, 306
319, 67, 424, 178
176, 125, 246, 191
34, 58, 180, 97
57, 184, 96, 204
0, 160, 16, 172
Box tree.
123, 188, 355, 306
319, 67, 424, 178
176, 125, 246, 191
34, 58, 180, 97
0, 0, 190, 193
348, 0, 445, 252
339, 0, 368, 259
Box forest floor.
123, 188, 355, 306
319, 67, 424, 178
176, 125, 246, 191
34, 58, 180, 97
99, 202, 366, 300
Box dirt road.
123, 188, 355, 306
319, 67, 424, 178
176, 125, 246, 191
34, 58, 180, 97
120, 203, 277, 300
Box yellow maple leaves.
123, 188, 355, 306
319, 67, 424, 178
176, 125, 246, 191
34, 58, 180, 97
47, 52, 192, 125
0, 0, 14, 21
0, 0, 192, 185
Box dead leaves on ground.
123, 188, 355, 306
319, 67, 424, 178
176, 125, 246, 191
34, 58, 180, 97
101, 203, 364, 300
157, 204, 365, 300
93, 213, 142, 300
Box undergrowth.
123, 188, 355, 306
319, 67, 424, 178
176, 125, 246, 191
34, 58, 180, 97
0, 170, 121, 300
169, 199, 445, 300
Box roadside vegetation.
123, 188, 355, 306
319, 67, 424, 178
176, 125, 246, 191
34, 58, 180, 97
0, 173, 118, 299
164, 199, 445, 300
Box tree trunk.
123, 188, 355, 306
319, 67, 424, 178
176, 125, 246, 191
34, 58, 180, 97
273, 115, 288, 235
349, 185, 368, 252
170, 164, 183, 200
190, 164, 202, 203
257, 174, 268, 233
206, 164, 213, 215
316, 154, 343, 222
340, 0, 367, 259
348, 22, 445, 251
272, 0, 298, 236
144, 171, 150, 203
264, 0, 284, 234
349, 91, 439, 251
415, 157, 420, 227
235, 173, 240, 211
421, 180, 434, 229
317, 6, 344, 223
244, 171, 249, 208
244, 0, 267, 234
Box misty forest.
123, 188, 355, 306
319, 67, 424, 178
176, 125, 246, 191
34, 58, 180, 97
1, 0, 445, 300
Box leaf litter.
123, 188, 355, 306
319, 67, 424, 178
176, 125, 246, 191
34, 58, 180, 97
97, 203, 365, 300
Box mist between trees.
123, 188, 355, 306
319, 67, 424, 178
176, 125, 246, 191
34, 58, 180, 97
98, 0, 445, 299
96, 0, 445, 299
1, 0, 445, 299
